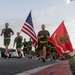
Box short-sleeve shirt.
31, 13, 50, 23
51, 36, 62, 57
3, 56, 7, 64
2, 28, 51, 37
14, 36, 22, 48
38, 30, 50, 41
23, 41, 28, 47
28, 40, 32, 50
2, 28, 14, 38
28, 41, 32, 46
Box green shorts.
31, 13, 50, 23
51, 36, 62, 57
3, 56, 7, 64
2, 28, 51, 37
39, 42, 48, 50
4, 38, 10, 46
28, 47, 32, 51
50, 48, 56, 53
47, 47, 51, 51
16, 43, 22, 48
23, 48, 28, 53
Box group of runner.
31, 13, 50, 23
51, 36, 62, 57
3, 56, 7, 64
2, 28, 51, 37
0, 22, 32, 59
0, 22, 71, 62
36, 24, 71, 62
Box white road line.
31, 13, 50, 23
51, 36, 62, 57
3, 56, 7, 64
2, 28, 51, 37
15, 63, 56, 75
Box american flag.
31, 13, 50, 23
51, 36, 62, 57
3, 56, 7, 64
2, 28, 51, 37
21, 11, 38, 48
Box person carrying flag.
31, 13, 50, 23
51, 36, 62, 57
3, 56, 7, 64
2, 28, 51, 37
0, 22, 14, 58
13, 32, 23, 58
37, 24, 50, 62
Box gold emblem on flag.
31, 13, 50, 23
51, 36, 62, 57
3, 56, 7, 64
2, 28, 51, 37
57, 34, 70, 43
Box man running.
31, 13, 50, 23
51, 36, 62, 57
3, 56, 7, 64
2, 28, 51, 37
22, 38, 28, 58
13, 32, 23, 58
28, 38, 32, 59
37, 24, 50, 62
1, 22, 14, 58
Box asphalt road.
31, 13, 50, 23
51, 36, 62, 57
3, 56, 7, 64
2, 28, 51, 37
0, 57, 57, 75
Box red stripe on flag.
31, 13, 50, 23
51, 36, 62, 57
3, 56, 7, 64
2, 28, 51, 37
21, 24, 38, 48
21, 11, 38, 48
22, 24, 37, 39
24, 23, 36, 34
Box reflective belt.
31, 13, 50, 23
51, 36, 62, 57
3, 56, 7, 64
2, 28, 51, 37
51, 47, 54, 48
17, 43, 22, 46
47, 46, 54, 48
40, 41, 47, 43
4, 37, 10, 39
28, 46, 32, 47
47, 45, 51, 47
24, 46, 28, 48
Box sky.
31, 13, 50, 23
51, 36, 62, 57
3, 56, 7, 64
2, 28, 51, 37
0, 0, 75, 49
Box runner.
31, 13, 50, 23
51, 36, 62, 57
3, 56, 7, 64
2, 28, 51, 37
46, 40, 51, 60
0, 22, 14, 58
37, 24, 50, 62
13, 32, 23, 58
28, 38, 32, 59
22, 38, 28, 58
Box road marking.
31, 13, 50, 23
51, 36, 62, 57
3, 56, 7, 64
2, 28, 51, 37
16, 63, 56, 75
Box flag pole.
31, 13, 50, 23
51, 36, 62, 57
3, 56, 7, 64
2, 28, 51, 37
20, 29, 21, 34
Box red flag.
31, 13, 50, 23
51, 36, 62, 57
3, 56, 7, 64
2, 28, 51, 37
21, 11, 38, 48
50, 21, 73, 55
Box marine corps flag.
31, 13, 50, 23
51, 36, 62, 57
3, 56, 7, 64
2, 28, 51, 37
50, 21, 73, 55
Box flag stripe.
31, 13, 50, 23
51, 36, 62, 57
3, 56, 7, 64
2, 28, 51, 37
21, 25, 38, 47
21, 11, 38, 48
22, 29, 37, 41
22, 24, 37, 39
21, 26, 37, 42
21, 29, 38, 48
21, 28, 37, 42
24, 23, 36, 34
